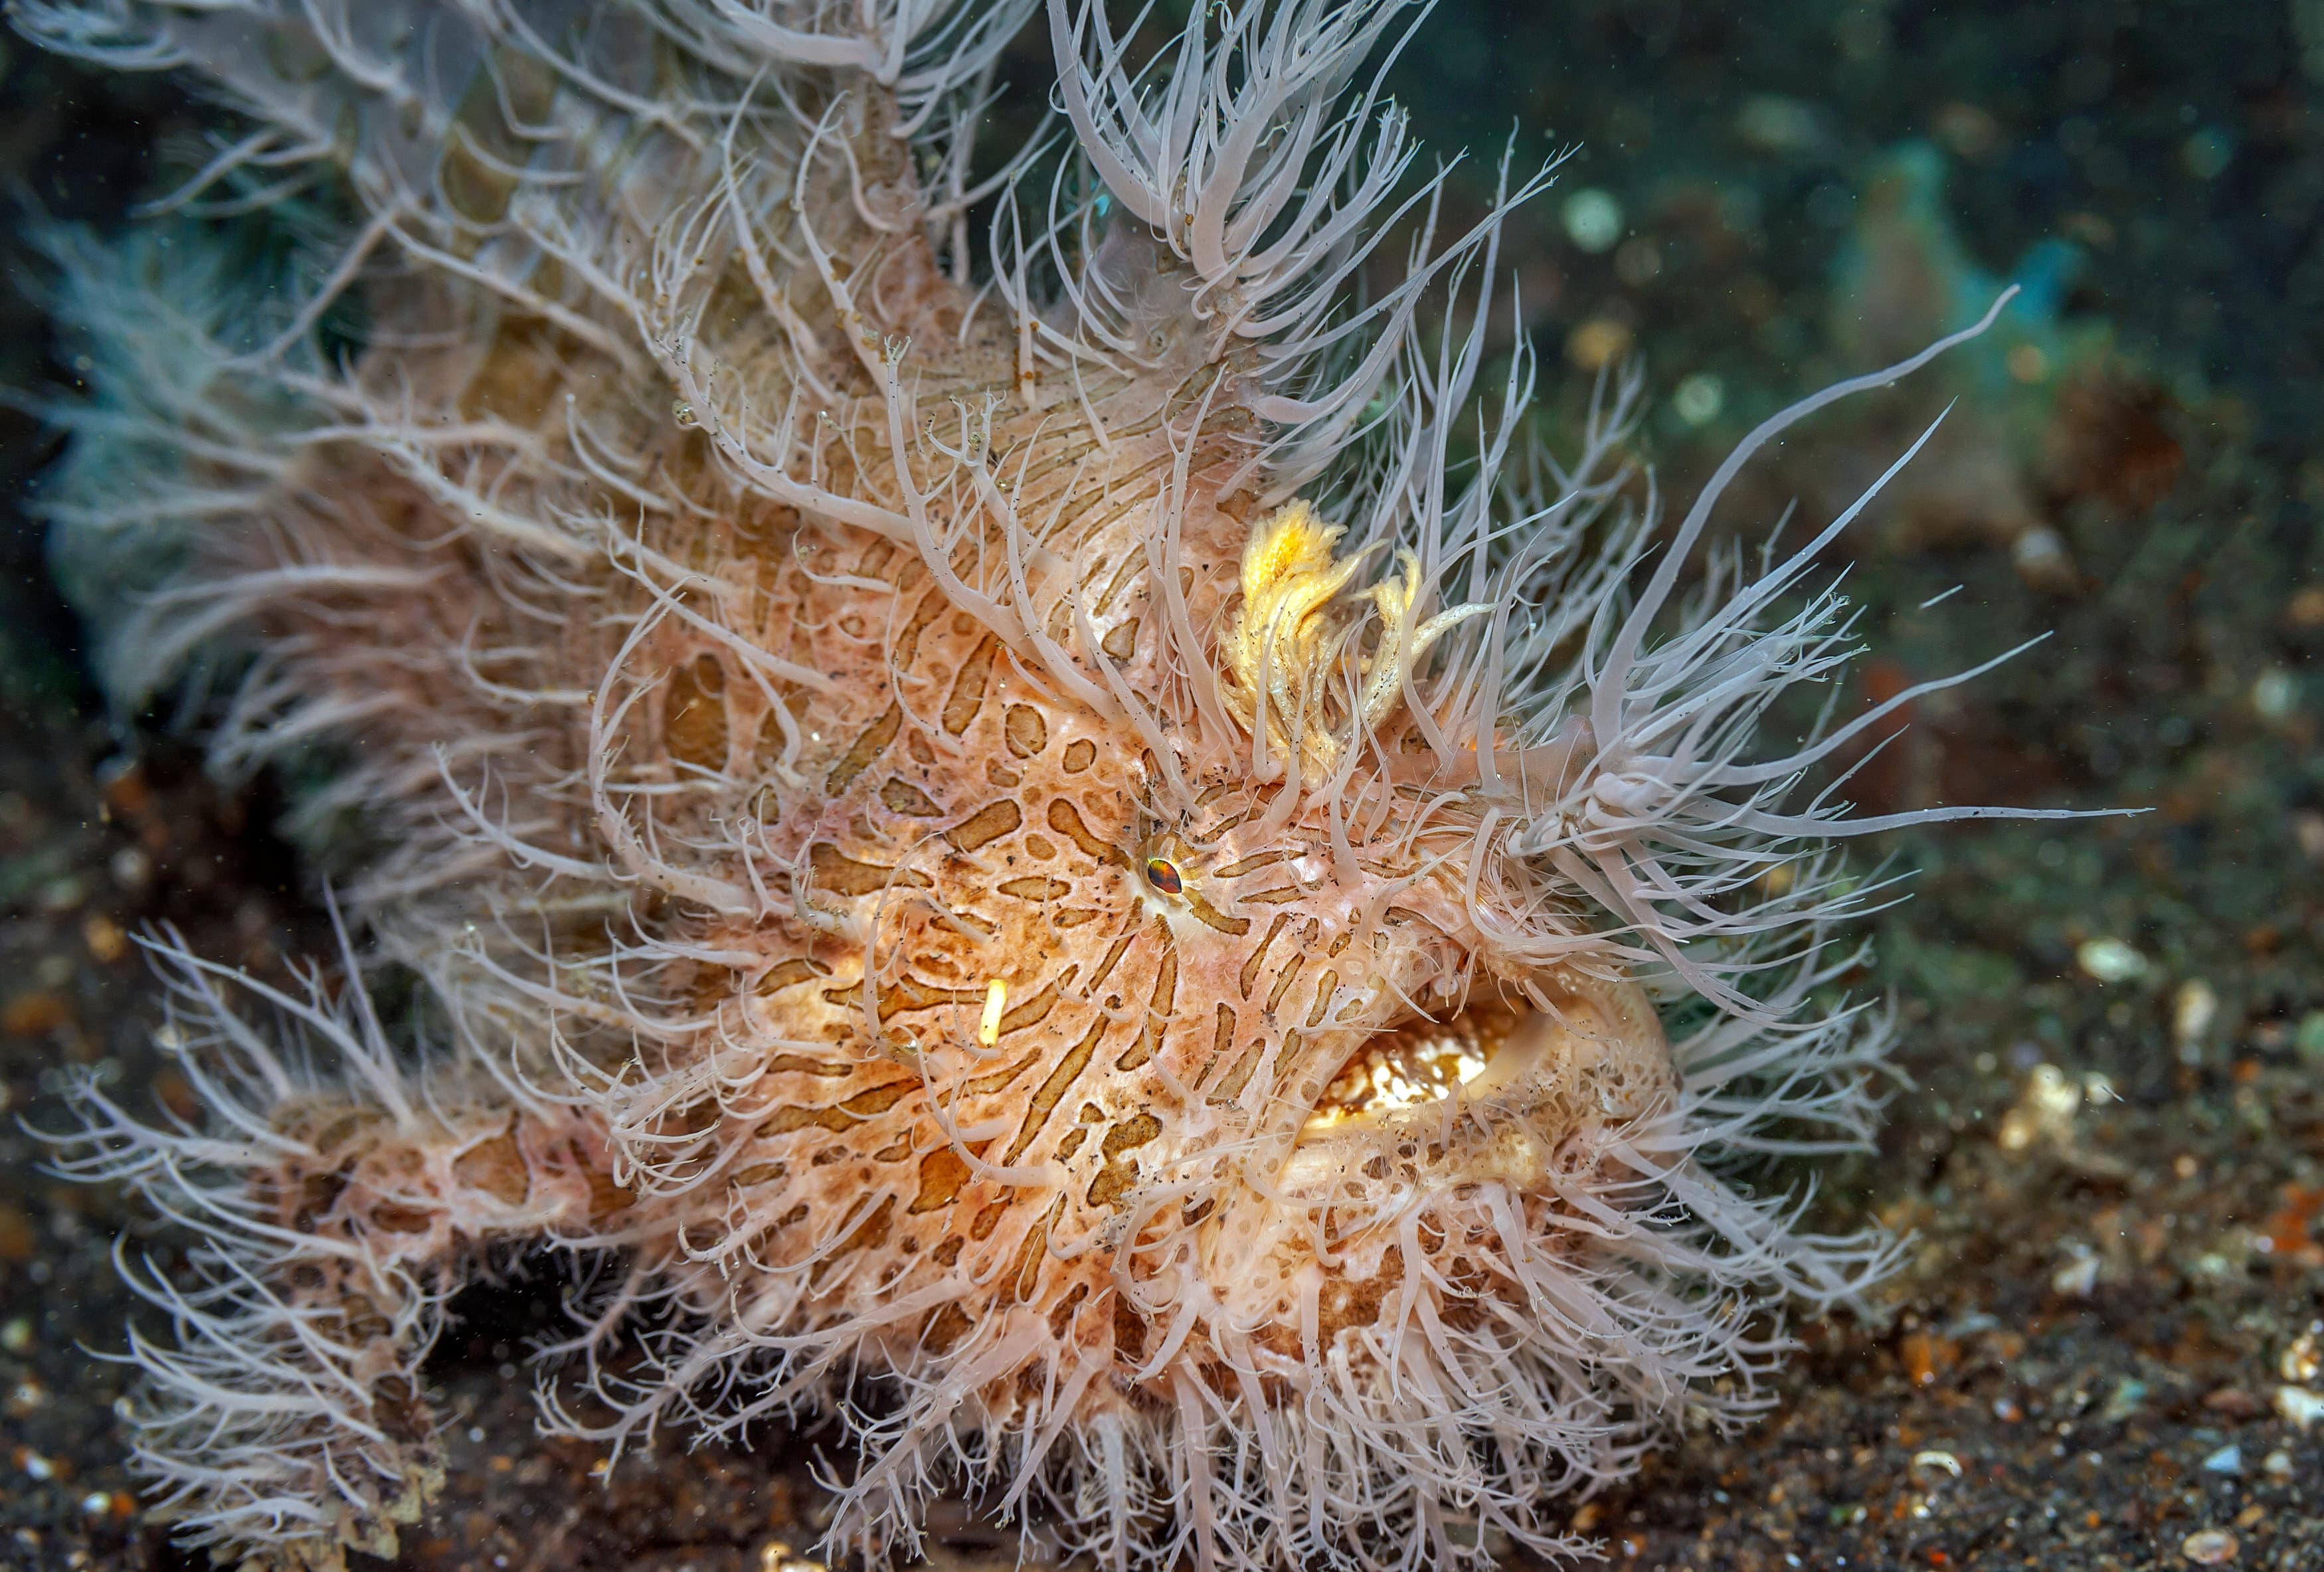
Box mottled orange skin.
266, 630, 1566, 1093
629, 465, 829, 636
217, 300, 1676, 1477
33, 25, 1731, 1569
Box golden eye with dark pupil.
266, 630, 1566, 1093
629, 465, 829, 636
1144, 857, 1184, 895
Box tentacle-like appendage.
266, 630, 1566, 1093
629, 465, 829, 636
40, 935, 631, 1568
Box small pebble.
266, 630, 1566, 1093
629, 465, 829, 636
2181, 1528, 2238, 1565
1672, 373, 1724, 426
81, 914, 126, 964
1560, 189, 1623, 252
108, 847, 151, 891
2201, 1443, 2241, 1474
2262, 1448, 2293, 1478
2274, 1385, 2324, 1430
2280, 1330, 2321, 1384
0, 992, 68, 1037
2173, 978, 2218, 1047
2252, 668, 2298, 721
0, 1317, 29, 1353
2099, 1376, 2146, 1421
2012, 525, 2074, 590
2051, 1251, 2100, 1298
1999, 1064, 2082, 1152
2076, 936, 2146, 983
1565, 317, 1633, 372
2202, 1387, 2264, 1420
758, 1543, 828, 1572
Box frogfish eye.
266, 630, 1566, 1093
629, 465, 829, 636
1143, 857, 1184, 895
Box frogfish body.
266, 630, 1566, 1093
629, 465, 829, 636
21, 0, 2062, 1567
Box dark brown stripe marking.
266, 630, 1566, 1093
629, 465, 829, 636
892, 588, 944, 671
1086, 1111, 1162, 1206
1207, 1004, 1237, 1075
1115, 930, 1177, 1071
1265, 953, 1306, 1015
1004, 703, 1049, 758
908, 1148, 971, 1214
756, 958, 832, 995
880, 778, 944, 816
1084, 928, 1138, 995
1045, 797, 1122, 865
964, 1048, 1041, 1096
664, 654, 729, 771
1304, 970, 1338, 1028
924, 1301, 972, 1352
1209, 1038, 1264, 1103
1187, 889, 1250, 936
763, 1053, 848, 1078
755, 1077, 916, 1137
946, 800, 1022, 852
812, 1195, 896, 1290
812, 842, 933, 896
1002, 1013, 1109, 1165
1012, 1195, 1067, 1301
452, 1128, 527, 1207
1048, 1280, 1091, 1339
1240, 913, 1295, 1000
820, 974, 981, 1018
826, 703, 902, 793
1101, 1112, 1160, 1159
942, 635, 1000, 735
999, 965, 1078, 1036
997, 875, 1073, 901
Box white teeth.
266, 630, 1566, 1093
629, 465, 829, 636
1299, 1004, 1525, 1137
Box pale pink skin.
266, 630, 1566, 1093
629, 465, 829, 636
24, 2, 2079, 1569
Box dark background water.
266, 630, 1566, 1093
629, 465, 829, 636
1, 3, 2320, 1569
